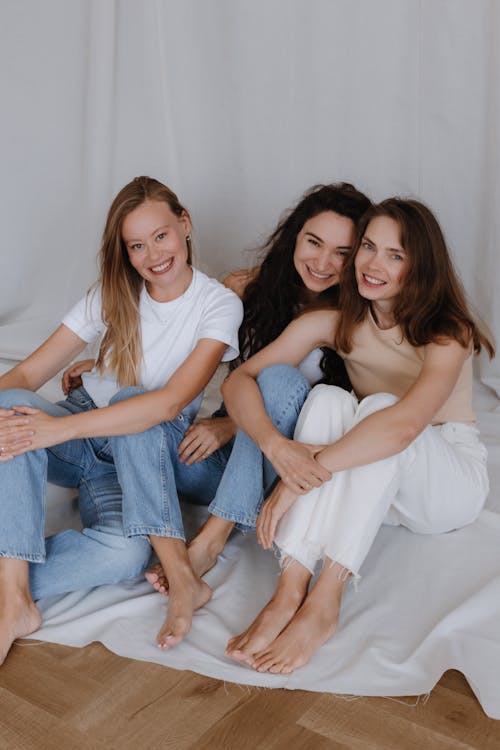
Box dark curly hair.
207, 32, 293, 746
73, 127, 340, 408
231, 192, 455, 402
234, 182, 372, 388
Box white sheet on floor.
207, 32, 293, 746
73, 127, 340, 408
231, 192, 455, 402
23, 391, 500, 721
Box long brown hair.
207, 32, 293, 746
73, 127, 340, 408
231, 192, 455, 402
96, 176, 192, 385
335, 198, 495, 358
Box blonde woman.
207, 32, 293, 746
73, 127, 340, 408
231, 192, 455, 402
0, 176, 242, 663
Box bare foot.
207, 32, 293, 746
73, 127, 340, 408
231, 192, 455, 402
145, 540, 219, 597
145, 563, 169, 595
225, 560, 311, 667
0, 593, 42, 666
156, 577, 212, 649
251, 565, 347, 674
146, 517, 234, 597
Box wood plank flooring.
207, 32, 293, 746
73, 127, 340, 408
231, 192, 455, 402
0, 640, 498, 749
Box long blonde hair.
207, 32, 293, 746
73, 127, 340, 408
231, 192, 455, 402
96, 176, 192, 385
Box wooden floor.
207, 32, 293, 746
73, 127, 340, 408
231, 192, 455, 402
0, 640, 498, 749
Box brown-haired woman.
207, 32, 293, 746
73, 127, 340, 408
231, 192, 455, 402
221, 198, 494, 673
0, 176, 242, 664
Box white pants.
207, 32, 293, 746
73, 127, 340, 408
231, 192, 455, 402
274, 386, 489, 577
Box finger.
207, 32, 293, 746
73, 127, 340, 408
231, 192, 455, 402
178, 428, 199, 456
11, 406, 39, 415
260, 505, 273, 549
0, 408, 15, 417
0, 440, 32, 459
281, 476, 303, 494
256, 510, 266, 547
267, 514, 278, 548
1, 429, 35, 445
0, 416, 32, 428
178, 439, 202, 463
184, 444, 214, 466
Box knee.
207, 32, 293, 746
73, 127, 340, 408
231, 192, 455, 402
357, 392, 398, 419
109, 386, 146, 405
305, 384, 355, 413
0, 388, 38, 409
257, 364, 310, 413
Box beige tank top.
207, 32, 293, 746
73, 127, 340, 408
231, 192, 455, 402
341, 310, 475, 424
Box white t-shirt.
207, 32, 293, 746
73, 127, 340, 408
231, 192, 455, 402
62, 268, 243, 412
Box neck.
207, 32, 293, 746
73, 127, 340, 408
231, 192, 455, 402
370, 301, 396, 330
147, 265, 193, 303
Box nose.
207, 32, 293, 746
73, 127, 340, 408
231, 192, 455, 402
316, 248, 332, 272
365, 250, 383, 273
146, 241, 162, 261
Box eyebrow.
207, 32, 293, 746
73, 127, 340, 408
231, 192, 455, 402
305, 231, 352, 250
363, 235, 405, 254
124, 225, 169, 243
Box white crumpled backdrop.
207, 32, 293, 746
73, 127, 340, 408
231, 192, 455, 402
1, 0, 499, 719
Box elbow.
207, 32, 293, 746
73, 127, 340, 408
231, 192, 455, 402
221, 370, 237, 400
392, 419, 423, 453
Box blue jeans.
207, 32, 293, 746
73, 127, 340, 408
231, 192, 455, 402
0, 386, 152, 599
208, 364, 311, 530
109, 387, 232, 540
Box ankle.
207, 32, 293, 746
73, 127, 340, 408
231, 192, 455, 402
192, 518, 234, 555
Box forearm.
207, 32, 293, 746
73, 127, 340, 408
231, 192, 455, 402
0, 365, 34, 392
54, 389, 181, 442
316, 408, 419, 474
222, 371, 285, 455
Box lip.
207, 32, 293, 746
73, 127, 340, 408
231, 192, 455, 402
150, 257, 174, 275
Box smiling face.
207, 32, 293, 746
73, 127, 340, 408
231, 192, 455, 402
355, 215, 409, 317
122, 199, 192, 302
293, 211, 356, 293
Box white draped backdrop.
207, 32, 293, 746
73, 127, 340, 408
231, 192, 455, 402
2, 2, 500, 717
1, 0, 499, 394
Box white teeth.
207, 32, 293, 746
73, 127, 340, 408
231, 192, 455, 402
364, 274, 385, 285
308, 268, 331, 279
151, 259, 173, 273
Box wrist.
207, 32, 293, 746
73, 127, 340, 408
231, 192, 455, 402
261, 429, 286, 459
60, 413, 81, 442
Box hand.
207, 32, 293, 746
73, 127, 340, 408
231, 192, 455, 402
0, 407, 34, 461
0, 406, 67, 458
178, 417, 235, 465
266, 437, 331, 494
256, 481, 298, 549
61, 358, 95, 395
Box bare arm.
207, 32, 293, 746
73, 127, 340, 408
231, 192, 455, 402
222, 310, 337, 492
257, 338, 471, 549
2, 339, 228, 453
0, 324, 88, 393
316, 338, 470, 473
